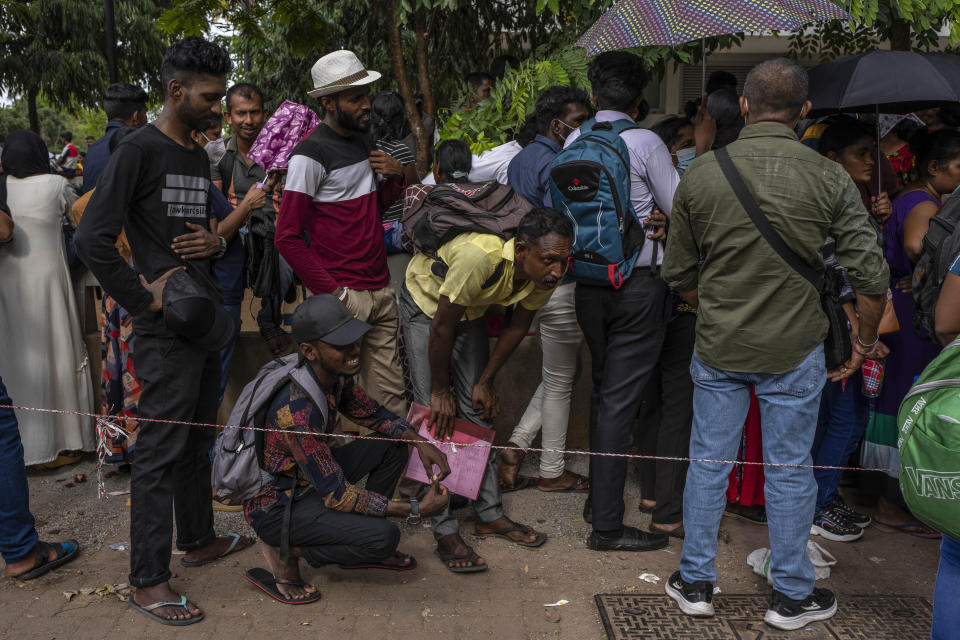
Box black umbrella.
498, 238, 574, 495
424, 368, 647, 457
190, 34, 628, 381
808, 50, 960, 116
807, 50, 960, 192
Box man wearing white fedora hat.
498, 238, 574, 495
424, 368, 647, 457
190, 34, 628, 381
276, 50, 408, 418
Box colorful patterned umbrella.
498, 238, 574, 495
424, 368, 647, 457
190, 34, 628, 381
577, 0, 852, 55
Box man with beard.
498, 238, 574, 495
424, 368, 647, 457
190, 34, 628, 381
276, 50, 408, 418
211, 84, 288, 355
76, 37, 253, 627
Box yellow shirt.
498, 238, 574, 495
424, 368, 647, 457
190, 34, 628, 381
405, 233, 557, 320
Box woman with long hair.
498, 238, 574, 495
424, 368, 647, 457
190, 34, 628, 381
0, 130, 95, 465
865, 127, 960, 537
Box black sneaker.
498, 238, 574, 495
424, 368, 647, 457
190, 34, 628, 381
811, 508, 863, 542
831, 495, 871, 528
665, 571, 715, 617
764, 588, 837, 630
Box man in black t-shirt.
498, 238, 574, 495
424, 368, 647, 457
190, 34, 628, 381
76, 37, 252, 627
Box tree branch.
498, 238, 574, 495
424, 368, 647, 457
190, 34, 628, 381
388, 0, 429, 176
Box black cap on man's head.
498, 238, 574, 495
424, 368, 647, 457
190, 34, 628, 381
292, 295, 371, 346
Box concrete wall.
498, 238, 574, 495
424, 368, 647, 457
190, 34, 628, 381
80, 268, 594, 452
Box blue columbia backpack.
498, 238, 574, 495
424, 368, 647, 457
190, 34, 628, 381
548, 118, 646, 288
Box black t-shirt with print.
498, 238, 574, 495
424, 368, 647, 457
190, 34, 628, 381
76, 124, 220, 335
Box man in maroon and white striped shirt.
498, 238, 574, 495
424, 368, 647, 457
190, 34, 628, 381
276, 50, 408, 417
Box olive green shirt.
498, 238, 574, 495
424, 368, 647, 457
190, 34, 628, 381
662, 124, 889, 374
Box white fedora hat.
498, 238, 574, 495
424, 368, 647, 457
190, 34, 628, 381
308, 50, 381, 99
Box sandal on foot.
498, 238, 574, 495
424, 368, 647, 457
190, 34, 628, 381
339, 552, 418, 572
245, 568, 321, 605
129, 594, 205, 626
538, 473, 589, 493
12, 540, 80, 581
501, 476, 537, 493
873, 519, 941, 539
180, 532, 254, 567
650, 523, 684, 539
474, 522, 547, 548
434, 546, 488, 574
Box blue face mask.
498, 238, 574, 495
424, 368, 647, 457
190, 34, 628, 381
675, 146, 696, 177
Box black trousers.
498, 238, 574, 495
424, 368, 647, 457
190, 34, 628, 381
576, 271, 670, 532
129, 334, 221, 588
257, 438, 408, 567
637, 312, 696, 525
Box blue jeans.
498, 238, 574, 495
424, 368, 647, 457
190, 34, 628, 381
0, 376, 39, 564
680, 346, 825, 601
932, 535, 960, 639
256, 256, 294, 330
812, 374, 869, 511
218, 304, 243, 407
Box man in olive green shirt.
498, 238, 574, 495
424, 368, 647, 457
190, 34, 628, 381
661, 59, 889, 631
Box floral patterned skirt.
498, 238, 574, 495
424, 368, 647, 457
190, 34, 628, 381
100, 294, 140, 463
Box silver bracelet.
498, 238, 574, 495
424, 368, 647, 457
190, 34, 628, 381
856, 334, 879, 349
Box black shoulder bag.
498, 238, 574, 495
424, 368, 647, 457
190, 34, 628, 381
715, 147, 851, 369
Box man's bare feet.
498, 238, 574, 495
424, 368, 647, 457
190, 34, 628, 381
874, 497, 939, 536
436, 533, 486, 570
133, 583, 201, 622
261, 543, 317, 600
538, 470, 589, 492
498, 445, 525, 489
181, 533, 253, 566
4, 541, 61, 578
475, 516, 542, 544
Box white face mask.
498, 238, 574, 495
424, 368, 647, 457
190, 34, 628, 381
202, 133, 227, 165
675, 146, 696, 176
554, 118, 578, 141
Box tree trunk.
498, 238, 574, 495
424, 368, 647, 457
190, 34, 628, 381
27, 88, 40, 134
388, 0, 430, 177
414, 7, 434, 119
104, 0, 119, 83
889, 15, 911, 51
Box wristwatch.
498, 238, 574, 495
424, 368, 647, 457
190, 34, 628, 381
407, 498, 421, 525
214, 235, 227, 259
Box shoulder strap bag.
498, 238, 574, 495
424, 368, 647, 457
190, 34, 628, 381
715, 147, 851, 369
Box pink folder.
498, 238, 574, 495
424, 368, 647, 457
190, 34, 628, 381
402, 403, 494, 501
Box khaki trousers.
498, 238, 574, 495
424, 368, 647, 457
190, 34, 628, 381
341, 285, 407, 418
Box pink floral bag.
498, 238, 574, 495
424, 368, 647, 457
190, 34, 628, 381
248, 100, 320, 173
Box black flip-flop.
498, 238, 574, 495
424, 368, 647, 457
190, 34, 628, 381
14, 540, 80, 581
245, 568, 322, 605
128, 594, 205, 626
180, 532, 254, 567
435, 546, 488, 574
474, 523, 547, 548
339, 552, 417, 571
500, 475, 537, 493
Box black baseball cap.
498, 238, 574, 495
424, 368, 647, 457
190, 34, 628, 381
292, 294, 371, 346
162, 269, 236, 351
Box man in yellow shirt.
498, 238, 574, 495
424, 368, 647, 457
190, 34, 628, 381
399, 207, 573, 573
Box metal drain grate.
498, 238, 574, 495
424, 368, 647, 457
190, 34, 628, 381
595, 593, 932, 639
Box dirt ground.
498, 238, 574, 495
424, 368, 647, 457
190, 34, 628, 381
0, 454, 941, 640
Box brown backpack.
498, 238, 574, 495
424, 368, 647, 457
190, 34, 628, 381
400, 181, 532, 257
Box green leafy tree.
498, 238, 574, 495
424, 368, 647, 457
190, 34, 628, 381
0, 0, 169, 133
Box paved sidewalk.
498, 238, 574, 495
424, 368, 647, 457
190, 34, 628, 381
1, 457, 940, 640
